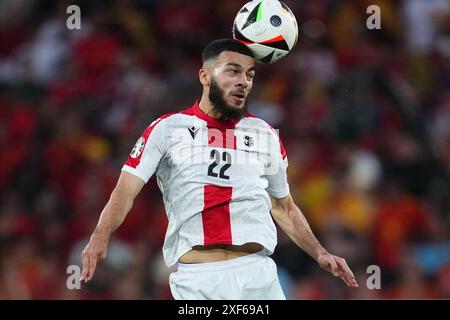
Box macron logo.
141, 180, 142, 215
188, 126, 199, 139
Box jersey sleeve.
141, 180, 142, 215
121, 117, 167, 183
265, 129, 290, 199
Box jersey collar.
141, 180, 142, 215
192, 100, 243, 129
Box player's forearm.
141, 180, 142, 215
275, 205, 327, 261
91, 186, 134, 240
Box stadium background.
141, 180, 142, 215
0, 0, 449, 299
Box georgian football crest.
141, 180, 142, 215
243, 135, 254, 147
130, 137, 146, 158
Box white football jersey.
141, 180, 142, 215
122, 100, 290, 267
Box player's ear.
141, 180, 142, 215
199, 67, 210, 86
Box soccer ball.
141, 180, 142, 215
233, 0, 298, 64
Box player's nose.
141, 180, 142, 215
235, 74, 249, 88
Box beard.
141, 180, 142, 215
209, 78, 249, 121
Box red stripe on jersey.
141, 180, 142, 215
208, 128, 236, 149
124, 113, 174, 168
202, 185, 233, 245
180, 106, 195, 115
279, 135, 287, 159
208, 128, 223, 148
270, 127, 287, 159
226, 129, 237, 149
125, 124, 155, 169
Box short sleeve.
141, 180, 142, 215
121, 117, 167, 183
265, 129, 290, 199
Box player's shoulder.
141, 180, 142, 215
142, 112, 175, 131
240, 113, 279, 134
144, 105, 197, 128
242, 113, 287, 157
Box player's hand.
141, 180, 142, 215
80, 233, 109, 283
317, 252, 359, 288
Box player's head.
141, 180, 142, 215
200, 39, 256, 121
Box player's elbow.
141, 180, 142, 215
271, 194, 295, 212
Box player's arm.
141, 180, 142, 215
80, 115, 169, 283
80, 171, 145, 283
270, 194, 358, 288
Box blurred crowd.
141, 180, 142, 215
0, 0, 449, 299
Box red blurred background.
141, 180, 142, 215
0, 0, 449, 299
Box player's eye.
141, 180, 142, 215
246, 73, 255, 80
227, 69, 238, 75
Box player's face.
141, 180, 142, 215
209, 51, 255, 119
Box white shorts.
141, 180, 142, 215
169, 251, 286, 300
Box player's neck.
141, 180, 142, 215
198, 97, 222, 120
